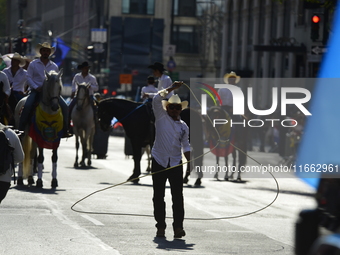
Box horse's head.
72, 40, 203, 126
98, 100, 112, 132
75, 82, 90, 111
43, 69, 63, 112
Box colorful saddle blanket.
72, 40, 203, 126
29, 104, 63, 149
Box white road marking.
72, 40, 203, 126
81, 214, 105, 226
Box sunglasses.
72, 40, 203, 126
168, 104, 182, 110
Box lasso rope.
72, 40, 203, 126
71, 82, 279, 220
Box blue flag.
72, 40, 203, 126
52, 37, 70, 67
296, 3, 340, 188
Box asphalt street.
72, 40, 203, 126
0, 135, 316, 255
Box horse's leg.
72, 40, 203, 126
17, 163, 24, 185
127, 142, 142, 183
36, 147, 44, 188
228, 149, 237, 180
80, 133, 87, 168
214, 156, 219, 179
145, 145, 151, 172
86, 129, 94, 167
224, 155, 229, 181
74, 133, 79, 168
51, 149, 58, 188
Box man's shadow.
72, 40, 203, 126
153, 237, 195, 251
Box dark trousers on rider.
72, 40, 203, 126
151, 158, 184, 231
19, 90, 69, 133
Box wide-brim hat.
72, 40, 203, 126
77, 61, 91, 70
223, 71, 241, 84
162, 94, 188, 111
148, 62, 166, 72
9, 52, 26, 67
35, 42, 56, 56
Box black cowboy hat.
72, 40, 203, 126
148, 62, 166, 72
77, 61, 91, 70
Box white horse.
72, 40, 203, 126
15, 70, 64, 188
71, 82, 95, 168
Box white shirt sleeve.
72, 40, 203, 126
0, 71, 11, 96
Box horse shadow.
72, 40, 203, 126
153, 237, 195, 251
12, 184, 66, 194
210, 178, 248, 184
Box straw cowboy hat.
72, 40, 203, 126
162, 94, 188, 111
9, 52, 26, 67
35, 42, 56, 56
148, 62, 166, 72
223, 71, 241, 84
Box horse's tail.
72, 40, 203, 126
22, 132, 33, 179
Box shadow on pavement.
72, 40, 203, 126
153, 237, 195, 251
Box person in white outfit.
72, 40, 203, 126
0, 122, 24, 204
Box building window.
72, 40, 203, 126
122, 0, 155, 15
172, 25, 199, 53
174, 0, 196, 17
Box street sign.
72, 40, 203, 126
167, 59, 176, 71
91, 28, 107, 43
311, 46, 327, 55
119, 74, 133, 84
164, 44, 176, 56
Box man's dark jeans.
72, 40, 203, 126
151, 158, 184, 230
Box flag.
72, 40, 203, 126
52, 37, 70, 67
296, 3, 340, 188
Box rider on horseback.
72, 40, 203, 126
217, 71, 241, 117
68, 61, 98, 131
2, 52, 27, 102
18, 42, 72, 138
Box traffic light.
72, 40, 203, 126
87, 45, 94, 62
21, 37, 28, 55
311, 15, 320, 41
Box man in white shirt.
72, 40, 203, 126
2, 52, 27, 102
151, 81, 191, 239
141, 76, 158, 101
148, 62, 174, 97
19, 42, 72, 138
68, 61, 99, 129
218, 71, 241, 116
0, 55, 11, 103
0, 122, 24, 204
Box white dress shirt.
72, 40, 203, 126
72, 73, 99, 95
218, 87, 233, 107
151, 93, 190, 168
157, 74, 174, 97
0, 71, 11, 96
141, 84, 158, 99
3, 67, 27, 93
27, 59, 59, 90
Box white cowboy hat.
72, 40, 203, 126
162, 94, 188, 111
223, 71, 241, 84
9, 52, 26, 67
35, 42, 56, 56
